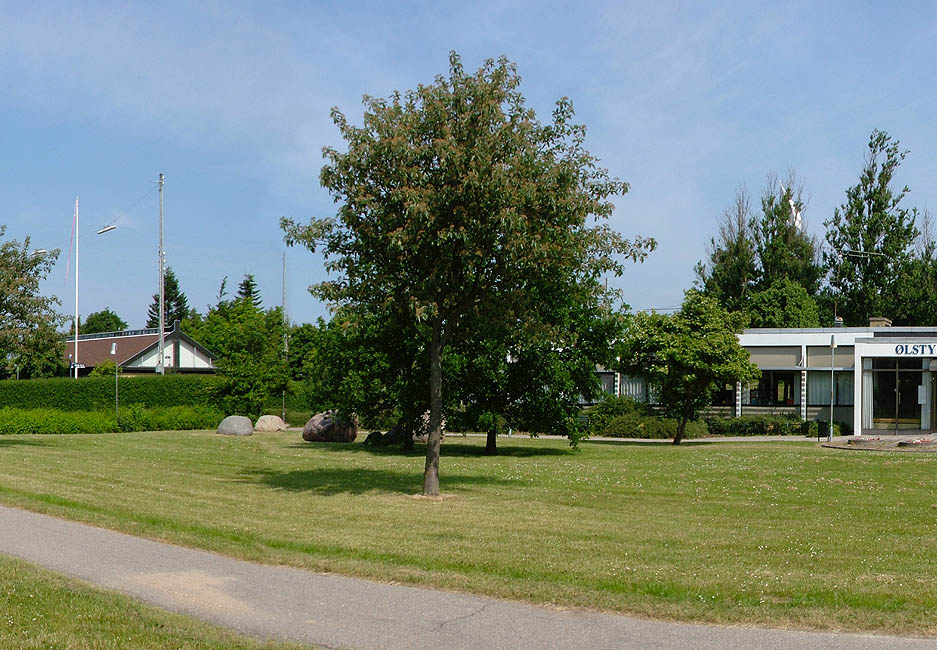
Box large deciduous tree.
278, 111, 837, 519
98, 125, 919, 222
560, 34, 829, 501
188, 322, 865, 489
82, 308, 127, 334
0, 230, 65, 378
823, 130, 918, 325
283, 52, 653, 495
617, 291, 759, 445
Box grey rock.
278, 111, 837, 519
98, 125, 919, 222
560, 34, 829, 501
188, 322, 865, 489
217, 415, 253, 436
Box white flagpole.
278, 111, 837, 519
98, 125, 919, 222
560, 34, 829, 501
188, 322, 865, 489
74, 197, 79, 379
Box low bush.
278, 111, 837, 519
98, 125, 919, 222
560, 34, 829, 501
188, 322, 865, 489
600, 413, 708, 439
0, 406, 223, 435
705, 414, 808, 436
584, 396, 651, 436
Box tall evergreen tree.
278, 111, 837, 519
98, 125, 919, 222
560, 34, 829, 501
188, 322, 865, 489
823, 130, 918, 325
694, 188, 757, 313
755, 173, 822, 294
236, 273, 262, 309
146, 267, 190, 328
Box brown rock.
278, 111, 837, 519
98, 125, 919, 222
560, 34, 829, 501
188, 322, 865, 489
302, 411, 358, 443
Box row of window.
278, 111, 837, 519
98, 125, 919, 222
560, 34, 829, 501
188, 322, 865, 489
627, 370, 856, 407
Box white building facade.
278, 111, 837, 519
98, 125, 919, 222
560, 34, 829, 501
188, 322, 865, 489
610, 321, 937, 435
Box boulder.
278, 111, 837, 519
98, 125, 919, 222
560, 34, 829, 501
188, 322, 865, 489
412, 410, 445, 444
302, 411, 358, 443
217, 415, 253, 436
254, 415, 287, 432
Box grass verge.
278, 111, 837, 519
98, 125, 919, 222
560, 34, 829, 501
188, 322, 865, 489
0, 431, 935, 635
0, 554, 309, 649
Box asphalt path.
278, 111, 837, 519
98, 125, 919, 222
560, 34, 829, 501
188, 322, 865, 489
0, 504, 933, 650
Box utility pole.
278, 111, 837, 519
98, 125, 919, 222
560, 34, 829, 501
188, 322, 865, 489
158, 173, 165, 375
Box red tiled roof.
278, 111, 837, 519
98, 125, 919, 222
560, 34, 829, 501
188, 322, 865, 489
65, 334, 159, 367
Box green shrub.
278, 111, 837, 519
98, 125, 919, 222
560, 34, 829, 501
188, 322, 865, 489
601, 413, 707, 439
0, 406, 222, 435
0, 375, 221, 411
704, 414, 808, 436
584, 395, 650, 436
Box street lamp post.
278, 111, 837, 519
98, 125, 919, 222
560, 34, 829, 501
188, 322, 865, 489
110, 343, 119, 420
830, 334, 836, 442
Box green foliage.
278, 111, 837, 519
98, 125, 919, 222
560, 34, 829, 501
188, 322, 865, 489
584, 395, 650, 436
88, 359, 119, 377
82, 308, 127, 334
116, 405, 223, 432
190, 294, 288, 420
600, 413, 707, 439
282, 52, 653, 491
755, 174, 822, 294
0, 232, 65, 379
618, 290, 760, 444
823, 130, 919, 325
0, 375, 219, 411
746, 278, 820, 328
236, 273, 263, 309
694, 188, 758, 313
146, 267, 190, 328
0, 405, 221, 435
704, 415, 807, 436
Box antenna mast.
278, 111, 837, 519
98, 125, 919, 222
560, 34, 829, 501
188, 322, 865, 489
158, 173, 165, 375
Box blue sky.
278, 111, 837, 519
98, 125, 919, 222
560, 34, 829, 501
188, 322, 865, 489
2, 1, 936, 328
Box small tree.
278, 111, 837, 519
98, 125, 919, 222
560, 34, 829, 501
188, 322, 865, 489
618, 291, 759, 444
747, 278, 820, 328
146, 267, 190, 328
283, 52, 653, 494
82, 308, 127, 334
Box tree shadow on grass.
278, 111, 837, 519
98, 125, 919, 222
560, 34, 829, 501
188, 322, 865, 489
582, 438, 785, 447
288, 441, 570, 458
239, 466, 522, 495
0, 436, 54, 448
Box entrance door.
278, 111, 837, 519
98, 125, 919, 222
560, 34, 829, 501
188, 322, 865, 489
871, 360, 925, 433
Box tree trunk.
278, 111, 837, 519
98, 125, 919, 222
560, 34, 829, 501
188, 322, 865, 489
485, 429, 497, 455
673, 419, 686, 445
423, 323, 443, 496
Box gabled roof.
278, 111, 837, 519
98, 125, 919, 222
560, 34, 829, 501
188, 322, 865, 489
65, 330, 159, 367
64, 324, 215, 370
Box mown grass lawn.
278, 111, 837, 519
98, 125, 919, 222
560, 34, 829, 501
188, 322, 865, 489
0, 555, 309, 649
1, 431, 936, 635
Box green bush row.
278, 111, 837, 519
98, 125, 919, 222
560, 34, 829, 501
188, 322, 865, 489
0, 406, 223, 435
704, 415, 823, 436
599, 412, 708, 439
0, 375, 310, 413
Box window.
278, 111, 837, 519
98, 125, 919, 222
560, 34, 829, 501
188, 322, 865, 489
711, 382, 735, 406
807, 371, 854, 406
745, 370, 797, 406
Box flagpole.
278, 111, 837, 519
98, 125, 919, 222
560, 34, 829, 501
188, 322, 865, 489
74, 197, 79, 379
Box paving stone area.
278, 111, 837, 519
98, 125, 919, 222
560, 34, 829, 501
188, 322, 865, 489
822, 435, 937, 452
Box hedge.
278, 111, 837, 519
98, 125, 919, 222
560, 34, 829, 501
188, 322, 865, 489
0, 405, 223, 435
600, 413, 708, 439
703, 415, 846, 436
0, 376, 310, 413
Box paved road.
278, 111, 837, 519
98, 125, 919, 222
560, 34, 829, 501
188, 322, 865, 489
0, 505, 933, 650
